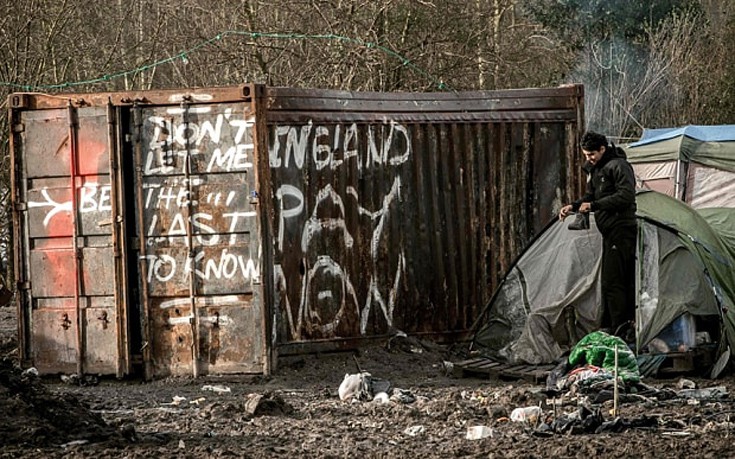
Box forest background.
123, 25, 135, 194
0, 0, 733, 278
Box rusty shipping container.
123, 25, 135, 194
8, 84, 585, 378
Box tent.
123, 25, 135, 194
472, 191, 735, 369
624, 125, 735, 208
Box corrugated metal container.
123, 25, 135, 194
8, 84, 585, 377
265, 85, 587, 356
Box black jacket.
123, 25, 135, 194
572, 145, 636, 236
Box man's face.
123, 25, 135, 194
582, 146, 605, 166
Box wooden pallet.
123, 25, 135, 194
651, 346, 715, 376
453, 357, 555, 383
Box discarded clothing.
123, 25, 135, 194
544, 359, 570, 395
677, 386, 728, 400
568, 331, 640, 383
568, 364, 607, 382
550, 404, 603, 435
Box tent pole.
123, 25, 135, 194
613, 345, 619, 417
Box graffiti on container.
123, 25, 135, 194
28, 183, 112, 226
27, 108, 261, 290
159, 296, 241, 326
144, 108, 255, 174
269, 121, 409, 339
140, 110, 260, 286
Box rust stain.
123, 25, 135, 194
11, 84, 584, 376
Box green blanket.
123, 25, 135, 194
569, 331, 640, 383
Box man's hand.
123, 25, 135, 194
558, 204, 573, 221
578, 202, 592, 213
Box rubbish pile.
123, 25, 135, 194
338, 371, 418, 404
507, 331, 732, 437
545, 331, 640, 397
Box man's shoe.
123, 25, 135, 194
567, 213, 590, 230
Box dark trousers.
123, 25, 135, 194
600, 225, 636, 333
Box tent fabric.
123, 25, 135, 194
627, 135, 735, 172
636, 220, 718, 348
473, 191, 735, 366
633, 161, 678, 182
630, 156, 735, 207
472, 219, 602, 365
635, 193, 735, 358
624, 125, 735, 195
631, 125, 735, 145
698, 208, 735, 262
685, 164, 735, 208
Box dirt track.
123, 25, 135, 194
2, 305, 735, 458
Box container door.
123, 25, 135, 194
133, 101, 265, 378
15, 106, 126, 376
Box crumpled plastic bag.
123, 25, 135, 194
338, 372, 413, 403
339, 372, 374, 401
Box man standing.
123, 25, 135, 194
559, 131, 637, 338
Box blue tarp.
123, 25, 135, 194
630, 125, 735, 147
625, 125, 735, 172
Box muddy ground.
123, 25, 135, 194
2, 305, 735, 459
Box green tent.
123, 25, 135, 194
472, 191, 735, 370
624, 125, 735, 208
697, 208, 735, 262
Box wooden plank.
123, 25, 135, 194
513, 367, 540, 376
454, 357, 490, 367
474, 361, 504, 370
499, 364, 552, 383
502, 365, 529, 373
453, 357, 554, 382
459, 366, 499, 377
455, 357, 508, 378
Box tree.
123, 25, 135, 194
1, 0, 735, 285
524, 0, 701, 46
524, 0, 735, 137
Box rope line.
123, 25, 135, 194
0, 30, 449, 92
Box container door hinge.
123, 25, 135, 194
9, 94, 29, 109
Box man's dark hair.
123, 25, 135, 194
580, 131, 609, 151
